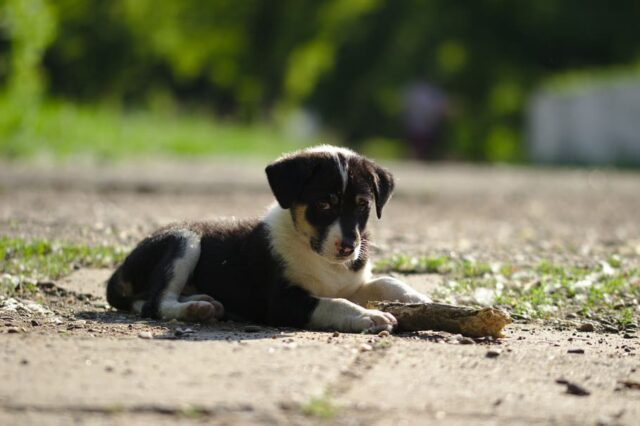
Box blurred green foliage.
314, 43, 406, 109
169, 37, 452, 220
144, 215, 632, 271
0, 0, 56, 138
1, 0, 640, 161
0, 100, 309, 159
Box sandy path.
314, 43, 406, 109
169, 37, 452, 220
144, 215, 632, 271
1, 159, 639, 425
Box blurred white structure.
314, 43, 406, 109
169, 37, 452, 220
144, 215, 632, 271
528, 79, 640, 165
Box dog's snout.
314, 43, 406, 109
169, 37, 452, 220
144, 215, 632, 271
336, 239, 356, 256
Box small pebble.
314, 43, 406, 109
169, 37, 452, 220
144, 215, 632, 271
578, 323, 595, 332
377, 330, 390, 338
30, 319, 40, 327
617, 380, 640, 390
568, 348, 585, 354
623, 333, 636, 339
486, 350, 501, 358
138, 331, 153, 339
359, 343, 373, 352
181, 327, 195, 334
7, 327, 19, 334
332, 331, 340, 338
458, 336, 475, 345
566, 382, 590, 396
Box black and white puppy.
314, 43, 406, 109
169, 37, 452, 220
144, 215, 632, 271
107, 146, 430, 333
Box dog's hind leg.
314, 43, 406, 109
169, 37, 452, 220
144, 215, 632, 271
179, 294, 225, 318
142, 230, 223, 322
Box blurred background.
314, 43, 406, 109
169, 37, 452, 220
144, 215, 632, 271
1, 0, 640, 164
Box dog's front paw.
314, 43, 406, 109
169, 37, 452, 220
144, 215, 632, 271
351, 309, 397, 333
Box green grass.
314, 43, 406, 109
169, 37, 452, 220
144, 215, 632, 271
0, 99, 316, 160
375, 254, 640, 329
301, 394, 339, 420
0, 237, 127, 294
374, 254, 489, 277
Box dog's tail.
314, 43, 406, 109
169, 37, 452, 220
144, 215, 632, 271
106, 264, 133, 311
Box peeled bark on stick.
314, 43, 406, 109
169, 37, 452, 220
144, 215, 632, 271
368, 301, 512, 338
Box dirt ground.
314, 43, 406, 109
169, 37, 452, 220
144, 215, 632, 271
1, 159, 639, 425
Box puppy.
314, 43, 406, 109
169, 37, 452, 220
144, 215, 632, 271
106, 145, 430, 333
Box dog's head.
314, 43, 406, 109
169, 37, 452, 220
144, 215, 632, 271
265, 145, 394, 263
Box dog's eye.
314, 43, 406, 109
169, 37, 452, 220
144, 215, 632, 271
316, 194, 338, 211
317, 201, 331, 210
357, 199, 370, 210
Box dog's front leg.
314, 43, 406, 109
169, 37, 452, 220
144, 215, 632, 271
309, 297, 397, 333
268, 285, 397, 333
348, 276, 432, 307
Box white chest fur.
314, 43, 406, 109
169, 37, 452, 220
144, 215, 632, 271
262, 205, 371, 298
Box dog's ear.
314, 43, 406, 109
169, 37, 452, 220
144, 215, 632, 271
265, 154, 317, 209
367, 162, 395, 219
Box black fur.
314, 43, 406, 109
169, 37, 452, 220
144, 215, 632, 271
266, 154, 319, 209
188, 221, 319, 326
106, 231, 187, 318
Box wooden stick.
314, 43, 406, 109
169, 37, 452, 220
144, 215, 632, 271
368, 301, 512, 338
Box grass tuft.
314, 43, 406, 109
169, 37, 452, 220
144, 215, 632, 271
301, 394, 339, 420
0, 237, 127, 295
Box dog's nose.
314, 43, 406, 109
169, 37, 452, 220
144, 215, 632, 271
337, 241, 355, 256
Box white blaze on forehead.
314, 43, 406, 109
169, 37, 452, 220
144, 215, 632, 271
334, 152, 349, 192
301, 145, 355, 192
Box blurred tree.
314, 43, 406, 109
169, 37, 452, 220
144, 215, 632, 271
0, 0, 57, 155
2, 0, 639, 160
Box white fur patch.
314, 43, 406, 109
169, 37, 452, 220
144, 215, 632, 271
158, 230, 203, 320
335, 153, 349, 192
263, 205, 371, 298
321, 220, 343, 258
